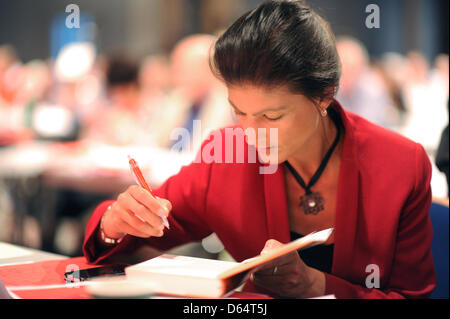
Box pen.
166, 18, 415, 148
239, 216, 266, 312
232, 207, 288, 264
128, 155, 170, 230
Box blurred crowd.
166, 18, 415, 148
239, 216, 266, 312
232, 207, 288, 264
0, 34, 449, 256
0, 35, 448, 152
0, 34, 234, 152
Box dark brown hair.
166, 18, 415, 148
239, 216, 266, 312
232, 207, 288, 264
211, 0, 341, 102
106, 54, 139, 89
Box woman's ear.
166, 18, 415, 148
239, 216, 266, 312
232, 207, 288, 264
319, 87, 336, 108
311, 96, 332, 117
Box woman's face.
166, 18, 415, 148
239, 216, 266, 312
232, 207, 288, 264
227, 84, 327, 164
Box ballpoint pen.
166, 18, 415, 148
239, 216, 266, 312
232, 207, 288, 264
128, 155, 170, 229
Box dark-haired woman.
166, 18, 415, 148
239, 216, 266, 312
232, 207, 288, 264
83, 0, 435, 299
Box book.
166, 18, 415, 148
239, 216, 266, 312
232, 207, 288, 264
124, 228, 334, 298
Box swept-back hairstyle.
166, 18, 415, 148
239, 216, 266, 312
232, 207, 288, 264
211, 0, 341, 103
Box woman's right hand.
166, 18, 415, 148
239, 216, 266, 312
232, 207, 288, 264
101, 185, 172, 240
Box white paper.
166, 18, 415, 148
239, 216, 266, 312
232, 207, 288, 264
0, 243, 33, 260
128, 254, 238, 279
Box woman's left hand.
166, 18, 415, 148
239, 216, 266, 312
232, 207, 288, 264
250, 239, 326, 299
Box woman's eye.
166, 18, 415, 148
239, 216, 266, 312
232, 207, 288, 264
264, 114, 284, 121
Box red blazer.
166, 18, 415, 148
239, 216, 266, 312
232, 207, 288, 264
83, 101, 436, 299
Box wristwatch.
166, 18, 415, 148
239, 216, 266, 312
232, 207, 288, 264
99, 206, 125, 245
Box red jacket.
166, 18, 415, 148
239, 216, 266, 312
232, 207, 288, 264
83, 101, 436, 299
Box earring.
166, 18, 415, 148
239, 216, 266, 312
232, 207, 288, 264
321, 108, 328, 117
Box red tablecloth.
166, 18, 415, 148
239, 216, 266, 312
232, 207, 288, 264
0, 257, 271, 299
0, 257, 99, 299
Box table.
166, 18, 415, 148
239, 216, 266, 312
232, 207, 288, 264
0, 141, 196, 193
0, 243, 272, 299
0, 242, 66, 266
0, 141, 196, 249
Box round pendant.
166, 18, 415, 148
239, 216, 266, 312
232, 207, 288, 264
300, 192, 325, 215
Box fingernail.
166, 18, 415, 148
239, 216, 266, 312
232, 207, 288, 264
161, 216, 170, 229
157, 208, 168, 218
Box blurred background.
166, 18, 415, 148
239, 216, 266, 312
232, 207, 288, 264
0, 0, 448, 260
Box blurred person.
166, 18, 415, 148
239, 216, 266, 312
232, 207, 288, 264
17, 60, 52, 132
150, 34, 234, 150
336, 37, 401, 129
23, 42, 103, 142
399, 52, 449, 156
44, 42, 105, 142
430, 54, 449, 104
406, 51, 430, 85
139, 54, 171, 101
83, 54, 154, 146
0, 45, 20, 106
374, 53, 409, 126
0, 49, 43, 144
15, 60, 51, 106
136, 54, 173, 144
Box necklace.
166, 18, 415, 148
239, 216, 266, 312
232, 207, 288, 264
285, 110, 341, 215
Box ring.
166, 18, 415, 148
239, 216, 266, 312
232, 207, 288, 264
272, 266, 278, 275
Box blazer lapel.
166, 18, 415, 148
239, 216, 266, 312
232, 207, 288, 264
332, 101, 361, 277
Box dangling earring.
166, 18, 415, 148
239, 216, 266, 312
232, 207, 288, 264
321, 108, 328, 117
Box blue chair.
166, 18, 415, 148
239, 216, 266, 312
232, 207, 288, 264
429, 202, 449, 299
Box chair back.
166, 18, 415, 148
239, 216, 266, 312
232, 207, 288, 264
429, 202, 449, 299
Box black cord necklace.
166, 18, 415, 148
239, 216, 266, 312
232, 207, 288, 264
285, 111, 341, 215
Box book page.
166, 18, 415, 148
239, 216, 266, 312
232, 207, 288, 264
128, 254, 239, 279
218, 228, 334, 279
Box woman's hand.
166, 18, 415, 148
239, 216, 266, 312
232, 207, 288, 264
101, 185, 172, 240
250, 239, 326, 299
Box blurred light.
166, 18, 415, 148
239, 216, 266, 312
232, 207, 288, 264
32, 104, 75, 137
54, 42, 95, 82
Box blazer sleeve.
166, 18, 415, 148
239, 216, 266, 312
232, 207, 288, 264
83, 141, 214, 264
325, 143, 436, 299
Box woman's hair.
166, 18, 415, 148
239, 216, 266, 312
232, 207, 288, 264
211, 0, 341, 102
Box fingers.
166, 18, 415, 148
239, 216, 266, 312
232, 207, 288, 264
104, 186, 174, 239
117, 191, 162, 228
128, 186, 171, 218
115, 213, 163, 238
261, 239, 283, 254
155, 197, 172, 217
111, 201, 164, 238
254, 239, 299, 275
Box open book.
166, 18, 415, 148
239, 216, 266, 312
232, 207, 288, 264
124, 228, 334, 298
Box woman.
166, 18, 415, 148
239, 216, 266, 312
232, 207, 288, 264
83, 0, 435, 299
